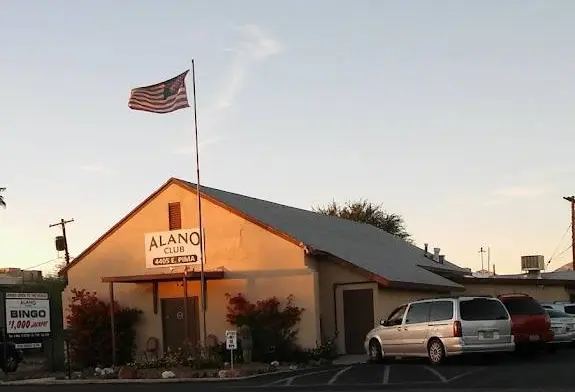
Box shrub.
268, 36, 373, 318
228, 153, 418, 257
66, 288, 142, 368
225, 293, 304, 362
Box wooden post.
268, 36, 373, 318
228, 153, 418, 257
109, 282, 117, 366
183, 269, 189, 344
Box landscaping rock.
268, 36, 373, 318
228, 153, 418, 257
118, 366, 138, 379
161, 370, 175, 379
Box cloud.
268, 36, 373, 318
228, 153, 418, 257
493, 185, 548, 199
475, 184, 549, 207
173, 136, 225, 155
173, 24, 282, 156
78, 164, 110, 174
215, 24, 282, 110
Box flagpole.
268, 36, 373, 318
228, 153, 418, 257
191, 59, 208, 350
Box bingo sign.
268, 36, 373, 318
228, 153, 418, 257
5, 292, 51, 338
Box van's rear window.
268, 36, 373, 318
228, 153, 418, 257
460, 298, 509, 321
501, 297, 545, 315
564, 305, 575, 315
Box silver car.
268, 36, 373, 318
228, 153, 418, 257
365, 295, 515, 365
545, 308, 575, 345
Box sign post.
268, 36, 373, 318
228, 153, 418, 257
63, 329, 73, 379
225, 330, 237, 370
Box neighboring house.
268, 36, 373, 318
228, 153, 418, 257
58, 178, 575, 355
0, 268, 42, 285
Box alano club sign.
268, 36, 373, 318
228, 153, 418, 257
144, 228, 202, 268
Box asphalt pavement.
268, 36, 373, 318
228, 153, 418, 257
5, 347, 575, 391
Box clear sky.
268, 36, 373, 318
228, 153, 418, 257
1, 0, 575, 275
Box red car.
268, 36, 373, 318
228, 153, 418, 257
497, 293, 553, 350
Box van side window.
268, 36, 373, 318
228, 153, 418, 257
429, 300, 454, 321
385, 305, 407, 326
405, 302, 431, 325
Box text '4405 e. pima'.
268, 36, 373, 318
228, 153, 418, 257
128, 70, 190, 114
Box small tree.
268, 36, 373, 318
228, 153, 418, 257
66, 289, 142, 368
313, 199, 411, 241
226, 293, 304, 362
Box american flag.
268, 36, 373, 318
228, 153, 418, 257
128, 71, 190, 114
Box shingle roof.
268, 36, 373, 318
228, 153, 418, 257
179, 180, 465, 290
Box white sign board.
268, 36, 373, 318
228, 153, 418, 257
225, 330, 237, 350
15, 342, 42, 349
5, 292, 51, 337
144, 228, 202, 268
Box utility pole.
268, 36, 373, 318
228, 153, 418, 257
563, 196, 575, 271
49, 218, 74, 265
478, 247, 487, 271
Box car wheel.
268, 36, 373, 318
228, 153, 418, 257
427, 339, 445, 365
368, 339, 384, 363
547, 344, 557, 354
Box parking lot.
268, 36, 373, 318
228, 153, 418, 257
225, 348, 575, 389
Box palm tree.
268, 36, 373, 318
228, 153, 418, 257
313, 199, 411, 241
0, 187, 5, 208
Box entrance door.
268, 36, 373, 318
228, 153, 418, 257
161, 297, 200, 354
343, 288, 374, 354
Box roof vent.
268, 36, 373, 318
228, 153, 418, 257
521, 255, 545, 272
433, 248, 440, 262
438, 255, 445, 264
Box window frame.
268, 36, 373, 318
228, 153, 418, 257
385, 305, 407, 326
404, 302, 432, 325
429, 300, 454, 322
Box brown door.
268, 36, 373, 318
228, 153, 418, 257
343, 288, 374, 354
161, 297, 200, 354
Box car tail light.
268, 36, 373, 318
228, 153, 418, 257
544, 313, 551, 326
453, 320, 462, 337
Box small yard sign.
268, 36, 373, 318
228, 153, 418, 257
225, 330, 237, 370
225, 330, 237, 350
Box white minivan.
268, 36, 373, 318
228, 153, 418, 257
365, 295, 515, 365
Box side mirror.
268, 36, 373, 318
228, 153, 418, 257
380, 319, 387, 326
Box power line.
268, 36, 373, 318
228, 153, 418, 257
23, 257, 62, 271
549, 245, 573, 266
548, 224, 572, 265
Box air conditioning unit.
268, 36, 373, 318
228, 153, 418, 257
521, 255, 545, 272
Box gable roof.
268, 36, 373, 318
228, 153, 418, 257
61, 178, 465, 290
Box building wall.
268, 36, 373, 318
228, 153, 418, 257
317, 260, 437, 354
461, 282, 570, 302
63, 182, 321, 352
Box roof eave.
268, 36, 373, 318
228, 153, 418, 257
386, 280, 465, 293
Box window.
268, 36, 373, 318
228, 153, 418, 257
547, 309, 570, 318
385, 305, 407, 326
460, 298, 509, 321
168, 202, 181, 230
563, 305, 575, 315
501, 297, 544, 315
405, 302, 431, 325
429, 301, 454, 322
